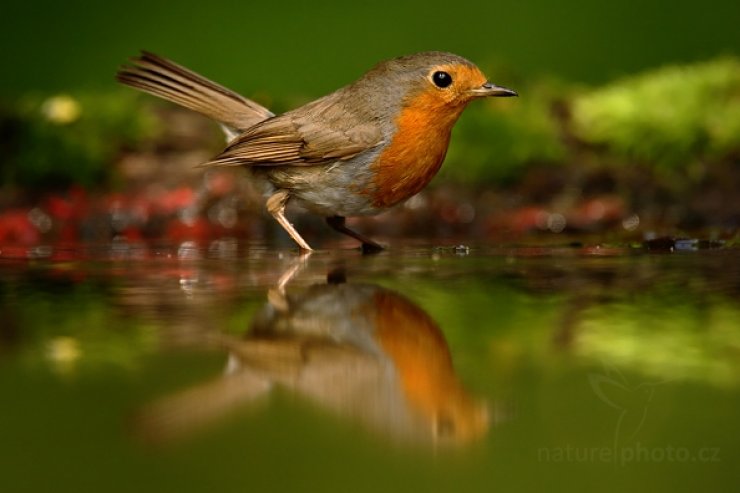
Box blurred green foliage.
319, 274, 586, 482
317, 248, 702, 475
571, 58, 740, 168
445, 56, 740, 185
5, 280, 158, 375
396, 275, 740, 389
443, 80, 569, 184
577, 290, 740, 387
0, 92, 159, 189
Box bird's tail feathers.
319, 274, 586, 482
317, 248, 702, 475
116, 51, 273, 133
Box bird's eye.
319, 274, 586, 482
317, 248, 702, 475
432, 71, 453, 88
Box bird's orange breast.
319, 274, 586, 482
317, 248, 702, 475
371, 290, 456, 416
368, 90, 466, 208
371, 290, 488, 441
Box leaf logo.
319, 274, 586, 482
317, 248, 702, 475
588, 363, 668, 451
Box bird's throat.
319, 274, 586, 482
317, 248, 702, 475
369, 94, 465, 208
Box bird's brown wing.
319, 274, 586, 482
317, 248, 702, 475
199, 96, 384, 167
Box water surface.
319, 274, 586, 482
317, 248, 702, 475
1, 241, 738, 491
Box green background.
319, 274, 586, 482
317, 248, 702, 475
3, 0, 739, 98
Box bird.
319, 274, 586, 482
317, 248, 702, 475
116, 51, 516, 252
135, 269, 489, 446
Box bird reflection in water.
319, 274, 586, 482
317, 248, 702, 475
137, 266, 489, 447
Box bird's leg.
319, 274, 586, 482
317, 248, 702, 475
268, 252, 312, 312
325, 216, 384, 253
266, 190, 313, 252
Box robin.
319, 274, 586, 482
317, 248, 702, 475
137, 269, 489, 446
117, 51, 516, 251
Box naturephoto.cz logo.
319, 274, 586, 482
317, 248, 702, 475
538, 443, 720, 465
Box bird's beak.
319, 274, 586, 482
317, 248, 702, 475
469, 82, 518, 98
